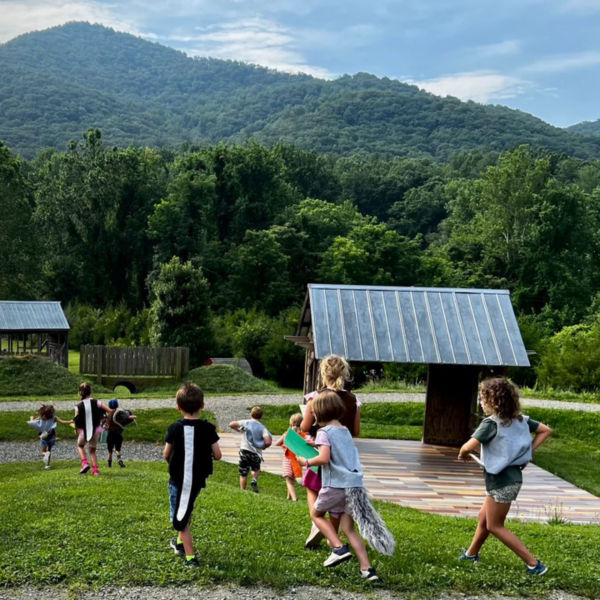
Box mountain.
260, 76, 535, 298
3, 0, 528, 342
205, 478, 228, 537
568, 120, 600, 137
2, 22, 600, 159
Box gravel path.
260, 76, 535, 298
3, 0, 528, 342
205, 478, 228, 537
0, 585, 587, 600
1, 392, 598, 432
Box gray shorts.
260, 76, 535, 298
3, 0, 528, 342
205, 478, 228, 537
486, 482, 522, 503
313, 486, 348, 518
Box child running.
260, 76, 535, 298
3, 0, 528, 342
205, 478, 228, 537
302, 390, 395, 582
73, 382, 108, 476
163, 382, 221, 567
229, 406, 272, 493
275, 413, 305, 501
104, 399, 136, 468
458, 377, 552, 575
27, 404, 72, 470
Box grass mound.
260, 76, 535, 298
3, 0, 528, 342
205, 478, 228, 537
0, 356, 84, 396
186, 364, 276, 394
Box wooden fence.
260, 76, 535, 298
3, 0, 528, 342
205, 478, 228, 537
80, 345, 189, 380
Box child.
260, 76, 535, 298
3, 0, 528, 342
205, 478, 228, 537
275, 413, 305, 501
163, 382, 221, 567
104, 399, 136, 468
458, 377, 553, 575
229, 406, 273, 493
302, 391, 395, 582
301, 354, 361, 548
27, 404, 72, 469
73, 382, 109, 475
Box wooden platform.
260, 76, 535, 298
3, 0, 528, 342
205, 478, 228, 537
218, 433, 600, 524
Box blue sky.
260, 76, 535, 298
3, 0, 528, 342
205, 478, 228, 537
1, 0, 599, 127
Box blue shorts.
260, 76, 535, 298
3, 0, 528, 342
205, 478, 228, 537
41, 438, 56, 450
169, 481, 202, 526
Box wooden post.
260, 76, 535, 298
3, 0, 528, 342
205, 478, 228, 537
97, 345, 103, 386
423, 364, 479, 447
174, 347, 183, 381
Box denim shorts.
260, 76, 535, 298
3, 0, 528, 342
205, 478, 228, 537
40, 438, 56, 450
169, 481, 179, 522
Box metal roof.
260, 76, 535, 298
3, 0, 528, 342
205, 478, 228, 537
0, 301, 70, 331
303, 284, 529, 367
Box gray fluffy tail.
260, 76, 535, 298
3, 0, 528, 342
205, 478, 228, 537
345, 487, 396, 556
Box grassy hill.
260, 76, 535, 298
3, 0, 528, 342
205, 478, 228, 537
2, 22, 600, 159
569, 119, 600, 137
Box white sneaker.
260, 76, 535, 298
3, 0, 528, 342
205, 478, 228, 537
305, 524, 324, 548
43, 452, 50, 467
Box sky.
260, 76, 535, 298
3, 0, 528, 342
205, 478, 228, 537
1, 0, 599, 127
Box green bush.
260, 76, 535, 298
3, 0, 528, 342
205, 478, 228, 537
536, 321, 600, 391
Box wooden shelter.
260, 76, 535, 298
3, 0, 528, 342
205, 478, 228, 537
0, 301, 69, 368
287, 284, 530, 447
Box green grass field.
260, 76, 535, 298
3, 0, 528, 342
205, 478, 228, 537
1, 460, 598, 596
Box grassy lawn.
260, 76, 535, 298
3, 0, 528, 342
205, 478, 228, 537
0, 460, 598, 596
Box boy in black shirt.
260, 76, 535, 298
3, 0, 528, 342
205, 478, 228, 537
163, 382, 221, 567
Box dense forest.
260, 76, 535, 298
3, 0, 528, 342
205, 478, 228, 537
2, 22, 600, 159
3, 128, 600, 390
569, 120, 600, 137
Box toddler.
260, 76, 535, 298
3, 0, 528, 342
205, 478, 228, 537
27, 404, 71, 469
276, 413, 305, 501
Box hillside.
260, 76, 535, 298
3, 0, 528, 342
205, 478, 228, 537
2, 22, 600, 159
569, 119, 600, 137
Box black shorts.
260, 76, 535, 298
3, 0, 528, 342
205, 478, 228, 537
238, 449, 261, 476
107, 430, 123, 453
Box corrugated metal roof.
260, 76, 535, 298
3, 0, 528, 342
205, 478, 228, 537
0, 301, 70, 331
306, 284, 529, 367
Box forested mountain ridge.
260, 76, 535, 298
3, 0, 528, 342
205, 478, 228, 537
569, 120, 600, 137
2, 21, 600, 159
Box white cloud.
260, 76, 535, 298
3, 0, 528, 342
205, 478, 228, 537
556, 0, 600, 13
407, 70, 528, 103
522, 51, 600, 74
472, 39, 522, 58
0, 0, 141, 43
183, 18, 334, 78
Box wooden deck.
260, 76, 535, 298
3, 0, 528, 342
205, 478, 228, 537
218, 433, 600, 524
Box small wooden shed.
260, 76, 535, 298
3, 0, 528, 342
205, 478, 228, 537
0, 301, 70, 368
287, 284, 530, 446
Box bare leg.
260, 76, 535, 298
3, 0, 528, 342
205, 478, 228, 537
310, 507, 343, 548
179, 522, 194, 557
467, 504, 491, 556
285, 477, 297, 500
77, 443, 87, 462
340, 513, 370, 570
89, 446, 98, 468
240, 475, 248, 490
481, 496, 537, 565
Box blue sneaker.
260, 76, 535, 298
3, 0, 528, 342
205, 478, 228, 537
458, 548, 479, 562
527, 560, 548, 575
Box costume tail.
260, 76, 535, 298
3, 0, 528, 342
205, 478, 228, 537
345, 487, 396, 556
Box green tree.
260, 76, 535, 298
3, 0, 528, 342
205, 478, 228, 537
149, 257, 215, 365
0, 141, 39, 298
320, 223, 422, 285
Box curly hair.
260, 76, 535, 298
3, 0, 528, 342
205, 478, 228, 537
319, 354, 351, 390
38, 404, 55, 420
479, 377, 522, 423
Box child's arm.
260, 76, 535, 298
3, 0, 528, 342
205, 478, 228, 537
275, 432, 286, 447
262, 430, 273, 448
457, 437, 481, 461
300, 403, 315, 433
212, 441, 222, 461
304, 444, 330, 469
228, 420, 242, 432
163, 442, 173, 463
532, 422, 552, 451
352, 405, 361, 437
55, 417, 73, 425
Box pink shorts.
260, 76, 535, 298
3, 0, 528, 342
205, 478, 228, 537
313, 486, 348, 518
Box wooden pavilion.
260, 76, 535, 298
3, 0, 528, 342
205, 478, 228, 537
0, 301, 70, 368
287, 284, 530, 447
